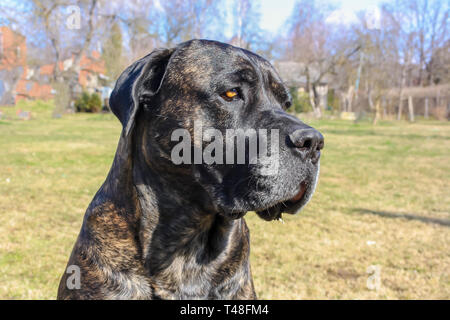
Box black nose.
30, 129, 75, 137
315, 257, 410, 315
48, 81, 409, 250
288, 128, 324, 163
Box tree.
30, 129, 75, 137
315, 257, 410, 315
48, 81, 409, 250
351, 7, 402, 121
102, 21, 124, 83
23, 0, 115, 111
382, 0, 449, 119
155, 0, 225, 47
403, 0, 448, 86
383, 0, 449, 87
230, 0, 262, 50
429, 40, 450, 84
284, 0, 359, 117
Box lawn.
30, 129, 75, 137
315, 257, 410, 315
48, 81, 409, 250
0, 101, 449, 299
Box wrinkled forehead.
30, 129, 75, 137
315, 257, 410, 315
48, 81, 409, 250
165, 40, 283, 91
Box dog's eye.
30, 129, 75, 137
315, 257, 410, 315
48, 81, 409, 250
221, 88, 240, 101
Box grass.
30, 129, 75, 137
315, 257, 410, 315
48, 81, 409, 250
0, 101, 449, 299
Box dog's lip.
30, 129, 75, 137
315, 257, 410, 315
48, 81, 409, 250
288, 182, 307, 203
255, 181, 309, 221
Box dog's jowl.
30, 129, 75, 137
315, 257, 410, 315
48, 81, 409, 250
57, 40, 324, 300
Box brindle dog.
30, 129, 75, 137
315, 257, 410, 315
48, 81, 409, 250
57, 40, 324, 299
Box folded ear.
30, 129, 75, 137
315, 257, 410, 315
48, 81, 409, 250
109, 48, 175, 137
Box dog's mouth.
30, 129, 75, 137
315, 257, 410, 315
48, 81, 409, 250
255, 182, 309, 221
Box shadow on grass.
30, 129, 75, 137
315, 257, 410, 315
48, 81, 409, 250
353, 208, 450, 227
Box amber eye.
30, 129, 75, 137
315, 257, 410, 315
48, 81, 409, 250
222, 88, 239, 101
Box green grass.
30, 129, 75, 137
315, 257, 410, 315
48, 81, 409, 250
0, 101, 449, 299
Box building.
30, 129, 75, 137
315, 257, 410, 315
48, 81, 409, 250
38, 50, 107, 95
0, 26, 27, 104
0, 26, 107, 105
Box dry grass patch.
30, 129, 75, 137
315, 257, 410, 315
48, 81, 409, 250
0, 103, 449, 299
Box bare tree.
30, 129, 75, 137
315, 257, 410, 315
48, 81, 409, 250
155, 0, 224, 47
284, 0, 359, 117
230, 0, 262, 50
406, 0, 448, 86
353, 7, 407, 121
25, 0, 119, 111
101, 21, 125, 83
1, 0, 446, 119
383, 0, 449, 119
31, 0, 68, 80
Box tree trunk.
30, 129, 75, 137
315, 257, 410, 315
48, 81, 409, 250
312, 85, 322, 118
65, 0, 98, 110
310, 92, 321, 118
408, 96, 414, 122
347, 86, 354, 112
424, 97, 429, 119
305, 66, 321, 118
307, 83, 321, 118
398, 98, 404, 120
397, 48, 410, 120
368, 86, 374, 110
316, 84, 328, 115
372, 99, 381, 125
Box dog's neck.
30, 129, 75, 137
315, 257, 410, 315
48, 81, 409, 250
96, 129, 252, 298
84, 125, 255, 298
130, 145, 245, 279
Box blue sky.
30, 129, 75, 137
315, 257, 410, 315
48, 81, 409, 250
258, 0, 385, 33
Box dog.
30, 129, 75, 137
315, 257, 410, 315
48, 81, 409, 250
57, 39, 324, 299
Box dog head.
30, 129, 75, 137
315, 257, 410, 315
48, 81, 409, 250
110, 40, 323, 221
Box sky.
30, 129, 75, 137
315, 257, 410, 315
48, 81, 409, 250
258, 0, 385, 34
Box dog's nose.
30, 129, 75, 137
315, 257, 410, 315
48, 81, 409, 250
288, 128, 324, 163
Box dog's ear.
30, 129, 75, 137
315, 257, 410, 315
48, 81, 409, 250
109, 48, 175, 137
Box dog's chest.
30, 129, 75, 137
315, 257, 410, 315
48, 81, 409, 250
150, 250, 244, 299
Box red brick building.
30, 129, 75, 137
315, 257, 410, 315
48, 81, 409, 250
38, 50, 106, 93
0, 26, 106, 105
0, 26, 28, 104
0, 26, 27, 67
